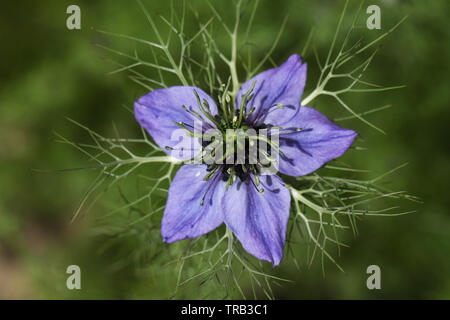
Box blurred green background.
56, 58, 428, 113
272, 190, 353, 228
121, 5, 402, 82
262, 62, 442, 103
1, 0, 449, 299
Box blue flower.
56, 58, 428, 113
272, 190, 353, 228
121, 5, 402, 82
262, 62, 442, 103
134, 54, 357, 266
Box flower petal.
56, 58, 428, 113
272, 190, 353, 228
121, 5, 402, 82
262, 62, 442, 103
277, 106, 357, 176
134, 86, 218, 160
161, 164, 225, 242
223, 175, 291, 266
236, 54, 307, 126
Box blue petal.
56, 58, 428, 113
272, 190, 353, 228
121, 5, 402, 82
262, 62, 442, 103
235, 54, 307, 126
134, 86, 218, 160
222, 175, 291, 266
277, 106, 357, 176
161, 164, 225, 242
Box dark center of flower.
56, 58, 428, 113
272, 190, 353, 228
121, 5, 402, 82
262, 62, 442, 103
169, 81, 300, 205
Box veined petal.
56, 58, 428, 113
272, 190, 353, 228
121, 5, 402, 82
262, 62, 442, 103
223, 175, 291, 266
161, 164, 225, 243
134, 86, 218, 160
236, 54, 307, 126
277, 106, 357, 176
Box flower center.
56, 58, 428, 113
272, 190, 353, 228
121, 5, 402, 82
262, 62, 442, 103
169, 82, 300, 204
202, 114, 275, 190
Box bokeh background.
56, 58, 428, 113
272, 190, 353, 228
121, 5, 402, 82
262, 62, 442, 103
1, 0, 449, 299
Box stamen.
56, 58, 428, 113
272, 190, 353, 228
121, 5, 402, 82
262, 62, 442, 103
181, 105, 213, 129
200, 168, 222, 206
225, 167, 234, 191
202, 140, 224, 164
249, 175, 264, 194
193, 89, 223, 130
252, 133, 284, 158
173, 121, 195, 137
246, 107, 256, 118
269, 127, 303, 136
253, 103, 285, 124
202, 98, 212, 114
238, 81, 256, 127
220, 79, 233, 124
254, 173, 260, 186
203, 166, 219, 181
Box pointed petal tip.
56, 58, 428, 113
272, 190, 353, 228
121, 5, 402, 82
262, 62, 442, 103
133, 100, 147, 125
272, 258, 282, 268
342, 128, 359, 150
161, 235, 171, 243
161, 232, 186, 244
286, 53, 306, 68
223, 175, 290, 268
287, 53, 302, 63
277, 106, 359, 177
225, 224, 283, 267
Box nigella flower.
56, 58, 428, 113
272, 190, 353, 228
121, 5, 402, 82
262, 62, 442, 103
134, 54, 357, 266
